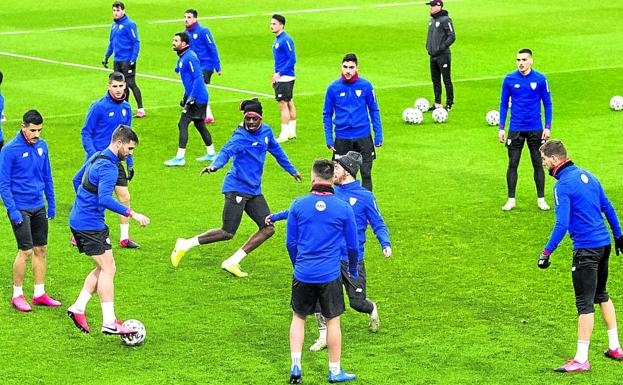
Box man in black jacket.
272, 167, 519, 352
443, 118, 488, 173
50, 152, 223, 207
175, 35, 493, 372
426, 0, 455, 111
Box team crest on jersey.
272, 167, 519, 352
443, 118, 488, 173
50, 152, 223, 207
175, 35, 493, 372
435, 22, 440, 27
530, 82, 537, 90
236, 196, 243, 204
355, 90, 362, 97
38, 148, 43, 156
122, 110, 127, 116
193, 34, 198, 39
315, 201, 327, 212
108, 112, 115, 117
349, 197, 357, 206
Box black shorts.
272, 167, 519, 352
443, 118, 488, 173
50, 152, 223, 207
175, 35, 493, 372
340, 260, 367, 301
506, 130, 544, 151
71, 226, 112, 256
572, 246, 611, 314
291, 277, 345, 319
221, 192, 271, 235
181, 103, 207, 121
114, 61, 136, 78
202, 70, 213, 85
334, 136, 376, 162
10, 207, 48, 250
116, 161, 128, 187
273, 80, 295, 102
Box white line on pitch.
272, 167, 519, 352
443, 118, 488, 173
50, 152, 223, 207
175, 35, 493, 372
261, 6, 360, 15
374, 0, 464, 8
151, 14, 252, 24
0, 51, 273, 98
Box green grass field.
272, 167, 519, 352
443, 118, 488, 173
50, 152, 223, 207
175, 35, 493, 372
1, 0, 623, 383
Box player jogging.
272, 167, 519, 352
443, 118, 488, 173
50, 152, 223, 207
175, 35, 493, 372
170, 98, 301, 277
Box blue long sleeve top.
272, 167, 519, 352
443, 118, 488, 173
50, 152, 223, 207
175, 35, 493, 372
273, 31, 296, 77
499, 69, 552, 131
544, 163, 622, 254
286, 191, 358, 284
105, 15, 140, 62
175, 48, 209, 105
81, 92, 133, 167
211, 123, 297, 196
323, 76, 383, 146
186, 23, 221, 72
0, 131, 55, 216
0, 91, 4, 142
69, 148, 130, 231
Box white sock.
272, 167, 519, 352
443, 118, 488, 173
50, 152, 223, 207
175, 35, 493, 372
291, 352, 301, 370
120, 223, 129, 241
319, 328, 327, 340
507, 198, 516, 204
206, 144, 216, 155
176, 148, 186, 159
329, 361, 341, 375
13, 286, 23, 299
101, 302, 116, 325
226, 248, 247, 265
280, 123, 289, 138
206, 104, 214, 119
34, 284, 45, 298
72, 289, 92, 313
289, 120, 297, 137
574, 340, 590, 363
537, 197, 546, 203
608, 328, 621, 350
188, 236, 200, 249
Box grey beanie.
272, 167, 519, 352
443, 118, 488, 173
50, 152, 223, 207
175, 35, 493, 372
335, 151, 363, 177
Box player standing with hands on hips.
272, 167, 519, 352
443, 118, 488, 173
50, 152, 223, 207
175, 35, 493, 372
537, 139, 623, 372
103, 1, 145, 118
498, 48, 552, 211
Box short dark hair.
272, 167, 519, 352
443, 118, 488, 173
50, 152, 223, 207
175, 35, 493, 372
312, 159, 334, 181
112, 1, 125, 10
112, 124, 139, 145
109, 71, 125, 83
22, 110, 43, 126
272, 14, 286, 26
0, 71, 3, 86
175, 32, 190, 44
540, 140, 567, 158
185, 9, 198, 18
518, 48, 533, 56
342, 53, 358, 64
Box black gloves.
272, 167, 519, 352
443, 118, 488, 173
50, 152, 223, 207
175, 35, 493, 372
127, 167, 134, 181
615, 236, 623, 256
102, 57, 109, 68
538, 252, 551, 269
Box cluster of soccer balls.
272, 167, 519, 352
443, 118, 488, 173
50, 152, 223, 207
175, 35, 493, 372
402, 98, 448, 125
611, 95, 623, 111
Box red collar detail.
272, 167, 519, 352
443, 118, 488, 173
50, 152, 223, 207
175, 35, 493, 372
185, 22, 197, 31
551, 158, 571, 177
341, 73, 359, 84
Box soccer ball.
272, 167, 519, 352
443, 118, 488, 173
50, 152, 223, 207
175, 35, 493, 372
402, 107, 423, 124
432, 107, 448, 123
610, 95, 623, 111
120, 319, 146, 346
486, 110, 500, 126
414, 98, 430, 113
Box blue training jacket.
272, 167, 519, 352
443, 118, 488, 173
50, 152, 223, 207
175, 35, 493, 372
286, 191, 359, 284
186, 23, 221, 72
0, 91, 4, 142
105, 15, 140, 62
544, 163, 622, 253
0, 131, 55, 218
499, 69, 552, 132
211, 123, 297, 196
273, 31, 296, 77
69, 148, 130, 231
270, 180, 391, 261
175, 48, 209, 105
323, 76, 383, 146
81, 92, 133, 167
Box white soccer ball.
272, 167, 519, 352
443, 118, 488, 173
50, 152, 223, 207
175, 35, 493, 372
432, 107, 448, 123
402, 107, 423, 125
120, 319, 146, 346
486, 110, 500, 126
414, 98, 430, 113
610, 95, 623, 111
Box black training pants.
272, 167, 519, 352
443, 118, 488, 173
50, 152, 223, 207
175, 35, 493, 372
505, 130, 545, 198
429, 53, 453, 106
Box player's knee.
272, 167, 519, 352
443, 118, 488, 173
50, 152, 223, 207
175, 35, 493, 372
221, 230, 235, 240
349, 299, 367, 313
262, 225, 275, 238
18, 249, 34, 260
